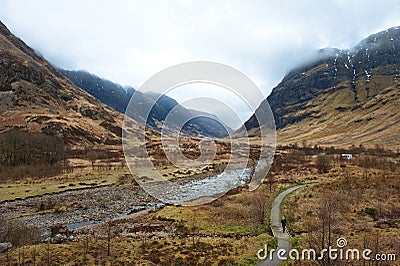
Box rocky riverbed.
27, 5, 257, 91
0, 164, 255, 236
0, 184, 156, 230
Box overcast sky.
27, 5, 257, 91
1, 0, 400, 128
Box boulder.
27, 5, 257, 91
0, 242, 12, 253
51, 234, 65, 244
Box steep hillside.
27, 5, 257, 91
62, 70, 231, 138
0, 21, 133, 145
59, 69, 134, 114
244, 26, 400, 148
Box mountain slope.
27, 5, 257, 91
0, 20, 134, 145
244, 26, 400, 148
61, 70, 232, 138
59, 69, 134, 114
144, 92, 233, 137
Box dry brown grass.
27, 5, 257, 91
277, 83, 400, 150
282, 162, 400, 265
0, 185, 276, 265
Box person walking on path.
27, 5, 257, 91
257, 184, 308, 266
281, 216, 287, 233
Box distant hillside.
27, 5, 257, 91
59, 69, 134, 114
0, 20, 133, 145
243, 26, 400, 148
62, 70, 232, 138
144, 92, 233, 137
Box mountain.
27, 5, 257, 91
59, 69, 134, 114
244, 26, 400, 148
0, 20, 134, 145
144, 92, 233, 137
61, 70, 232, 138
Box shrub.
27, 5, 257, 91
316, 154, 331, 173
364, 207, 378, 217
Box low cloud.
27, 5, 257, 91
1, 0, 400, 127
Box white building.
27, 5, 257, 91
341, 153, 353, 160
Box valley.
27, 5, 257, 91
0, 16, 399, 266
0, 143, 398, 265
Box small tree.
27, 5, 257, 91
316, 154, 331, 174
305, 191, 342, 266
251, 188, 270, 225
86, 151, 99, 169
267, 174, 275, 192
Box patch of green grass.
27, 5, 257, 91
0, 169, 128, 202
291, 236, 300, 249
240, 257, 258, 265
267, 236, 278, 250
157, 205, 267, 236
215, 223, 266, 236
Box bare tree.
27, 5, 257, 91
316, 155, 331, 174
107, 222, 111, 256
305, 191, 342, 266
250, 187, 270, 225
267, 173, 275, 193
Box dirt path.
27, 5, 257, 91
258, 184, 307, 266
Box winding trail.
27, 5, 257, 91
258, 184, 308, 266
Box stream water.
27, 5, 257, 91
66, 166, 254, 229
7, 165, 257, 232
143, 167, 253, 204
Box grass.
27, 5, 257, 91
0, 196, 277, 266
0, 235, 276, 266
156, 204, 266, 237
152, 186, 276, 264
281, 162, 400, 264
277, 82, 400, 149
0, 169, 128, 202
